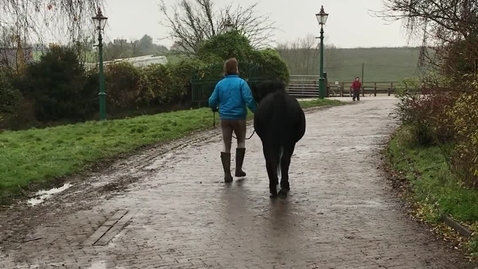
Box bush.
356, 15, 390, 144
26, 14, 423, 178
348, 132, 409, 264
0, 69, 23, 128
196, 31, 290, 84
394, 76, 456, 146
104, 62, 142, 112
5, 50, 202, 128
16, 45, 96, 123
137, 64, 171, 106
395, 78, 435, 145
197, 30, 253, 62
394, 73, 478, 187
167, 59, 200, 103
439, 39, 478, 81
104, 60, 198, 113
447, 86, 478, 187
139, 63, 190, 106
249, 48, 290, 84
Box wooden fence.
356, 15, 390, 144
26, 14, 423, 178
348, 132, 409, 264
287, 75, 399, 98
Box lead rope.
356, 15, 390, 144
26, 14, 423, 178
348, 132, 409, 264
213, 110, 216, 127
212, 111, 256, 140
237, 129, 256, 140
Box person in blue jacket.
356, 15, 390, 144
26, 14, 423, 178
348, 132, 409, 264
209, 57, 257, 183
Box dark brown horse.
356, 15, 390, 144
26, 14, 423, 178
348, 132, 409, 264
251, 80, 306, 199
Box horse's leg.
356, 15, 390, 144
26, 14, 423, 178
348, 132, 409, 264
278, 142, 295, 199
266, 161, 278, 198
263, 145, 278, 198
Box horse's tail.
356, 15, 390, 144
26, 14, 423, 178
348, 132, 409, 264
269, 86, 288, 178
277, 146, 283, 178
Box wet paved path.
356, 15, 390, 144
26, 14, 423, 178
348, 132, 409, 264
0, 97, 475, 268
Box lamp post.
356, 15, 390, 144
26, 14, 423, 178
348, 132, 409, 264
315, 5, 329, 99
92, 7, 108, 120
224, 18, 234, 33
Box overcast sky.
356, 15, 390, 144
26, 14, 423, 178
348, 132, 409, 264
102, 0, 421, 48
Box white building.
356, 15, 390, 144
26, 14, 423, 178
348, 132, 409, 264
84, 54, 169, 70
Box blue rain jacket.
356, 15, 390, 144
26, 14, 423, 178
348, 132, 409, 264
208, 75, 257, 120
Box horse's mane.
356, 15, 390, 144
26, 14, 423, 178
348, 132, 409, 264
252, 80, 286, 103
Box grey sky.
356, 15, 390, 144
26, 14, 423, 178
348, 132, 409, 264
103, 0, 421, 48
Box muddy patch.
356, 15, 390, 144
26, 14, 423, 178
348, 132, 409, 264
27, 183, 73, 206
97, 176, 140, 195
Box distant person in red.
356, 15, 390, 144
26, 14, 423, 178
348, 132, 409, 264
350, 77, 361, 101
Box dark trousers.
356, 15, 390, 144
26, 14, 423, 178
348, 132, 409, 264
352, 90, 360, 101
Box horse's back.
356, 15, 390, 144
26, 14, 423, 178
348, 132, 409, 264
254, 92, 305, 144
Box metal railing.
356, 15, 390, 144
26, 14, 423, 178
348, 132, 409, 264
287, 77, 399, 98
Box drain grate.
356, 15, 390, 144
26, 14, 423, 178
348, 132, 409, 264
83, 209, 134, 246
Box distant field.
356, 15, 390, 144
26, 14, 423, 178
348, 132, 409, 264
326, 47, 422, 82
279, 47, 426, 82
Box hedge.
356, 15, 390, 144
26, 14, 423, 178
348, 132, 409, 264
0, 32, 290, 130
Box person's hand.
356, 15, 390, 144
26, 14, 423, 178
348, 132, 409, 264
211, 107, 218, 112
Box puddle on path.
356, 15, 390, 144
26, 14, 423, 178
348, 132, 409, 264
27, 183, 72, 206
88, 261, 107, 269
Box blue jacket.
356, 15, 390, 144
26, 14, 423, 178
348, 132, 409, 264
208, 75, 257, 120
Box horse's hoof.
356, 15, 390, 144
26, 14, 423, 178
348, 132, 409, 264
278, 189, 289, 199
280, 185, 290, 191
235, 171, 246, 177
280, 181, 290, 190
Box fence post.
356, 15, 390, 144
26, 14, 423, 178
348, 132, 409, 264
362, 83, 365, 97
374, 82, 377, 97
389, 82, 393, 96
340, 82, 344, 97
325, 78, 329, 97
314, 80, 318, 98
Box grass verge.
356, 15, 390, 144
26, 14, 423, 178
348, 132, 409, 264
386, 124, 478, 257
0, 98, 343, 204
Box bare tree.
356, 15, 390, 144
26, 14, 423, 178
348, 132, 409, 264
158, 0, 275, 56
277, 34, 318, 75
378, 0, 478, 39
277, 34, 336, 75
0, 0, 104, 66
375, 0, 478, 71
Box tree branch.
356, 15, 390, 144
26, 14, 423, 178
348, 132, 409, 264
159, 0, 276, 56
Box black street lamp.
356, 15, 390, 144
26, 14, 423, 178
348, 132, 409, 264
315, 5, 329, 99
92, 7, 108, 120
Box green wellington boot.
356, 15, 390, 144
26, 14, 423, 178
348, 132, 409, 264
235, 148, 246, 177
220, 152, 233, 183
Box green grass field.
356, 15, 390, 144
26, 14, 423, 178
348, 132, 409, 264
325, 47, 423, 82
387, 125, 478, 256
0, 99, 343, 204
280, 47, 426, 82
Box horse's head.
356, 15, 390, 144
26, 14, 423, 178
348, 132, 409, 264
251, 80, 286, 104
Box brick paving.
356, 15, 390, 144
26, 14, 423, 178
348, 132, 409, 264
0, 97, 476, 268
